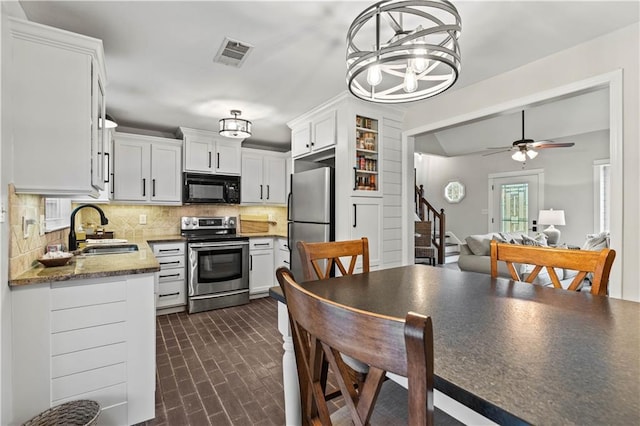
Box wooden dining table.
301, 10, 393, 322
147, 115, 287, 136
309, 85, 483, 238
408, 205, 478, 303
270, 264, 640, 425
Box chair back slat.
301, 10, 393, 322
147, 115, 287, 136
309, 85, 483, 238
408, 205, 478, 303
298, 238, 369, 281
490, 240, 616, 296
276, 267, 434, 425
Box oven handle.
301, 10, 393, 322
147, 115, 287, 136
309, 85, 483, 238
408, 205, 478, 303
188, 241, 249, 249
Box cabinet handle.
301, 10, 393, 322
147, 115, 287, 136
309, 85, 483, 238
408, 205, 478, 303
159, 292, 180, 298
353, 167, 357, 190
311, 142, 315, 146
159, 273, 180, 279
250, 255, 253, 271
159, 248, 181, 253
353, 204, 357, 228
110, 173, 115, 194
284, 260, 290, 265
152, 179, 156, 197
266, 185, 270, 200
260, 184, 263, 200
217, 152, 220, 169
208, 152, 212, 168
104, 152, 110, 183
305, 144, 309, 148
142, 178, 146, 196
254, 243, 270, 247
159, 261, 181, 266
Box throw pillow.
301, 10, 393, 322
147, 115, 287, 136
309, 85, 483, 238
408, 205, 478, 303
465, 234, 493, 256
582, 232, 609, 251
521, 233, 548, 247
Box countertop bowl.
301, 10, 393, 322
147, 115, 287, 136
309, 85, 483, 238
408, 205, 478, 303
38, 253, 73, 267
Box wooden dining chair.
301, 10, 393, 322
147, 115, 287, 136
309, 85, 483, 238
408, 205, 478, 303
276, 267, 435, 425
296, 238, 371, 392
297, 237, 370, 281
489, 240, 616, 296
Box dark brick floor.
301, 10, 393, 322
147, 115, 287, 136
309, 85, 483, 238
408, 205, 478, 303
145, 297, 286, 426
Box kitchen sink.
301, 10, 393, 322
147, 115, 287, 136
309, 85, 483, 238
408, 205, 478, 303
81, 244, 139, 255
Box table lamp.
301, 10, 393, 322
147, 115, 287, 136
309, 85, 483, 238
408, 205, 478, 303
538, 209, 565, 245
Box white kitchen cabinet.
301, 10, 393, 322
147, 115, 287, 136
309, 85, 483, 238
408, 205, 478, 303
275, 238, 290, 270
241, 149, 287, 205
72, 130, 114, 203
178, 127, 241, 175
249, 238, 274, 298
11, 274, 155, 425
349, 197, 383, 269
112, 132, 182, 204
8, 18, 107, 197
290, 109, 337, 158
152, 242, 187, 314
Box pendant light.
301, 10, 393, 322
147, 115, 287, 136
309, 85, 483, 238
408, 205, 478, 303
347, 0, 462, 103
219, 110, 252, 139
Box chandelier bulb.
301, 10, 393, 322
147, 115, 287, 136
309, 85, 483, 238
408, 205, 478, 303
367, 64, 383, 86
413, 55, 429, 74
403, 67, 418, 93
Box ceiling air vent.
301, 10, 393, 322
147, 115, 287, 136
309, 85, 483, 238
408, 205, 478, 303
213, 37, 254, 68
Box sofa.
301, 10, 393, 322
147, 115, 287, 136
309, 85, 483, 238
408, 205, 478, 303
457, 231, 610, 289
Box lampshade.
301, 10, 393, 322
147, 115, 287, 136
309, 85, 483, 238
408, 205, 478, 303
219, 110, 251, 139
346, 0, 462, 103
511, 150, 526, 162
538, 209, 566, 226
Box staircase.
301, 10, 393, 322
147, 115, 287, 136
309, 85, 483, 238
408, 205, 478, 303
415, 184, 448, 264
441, 231, 463, 264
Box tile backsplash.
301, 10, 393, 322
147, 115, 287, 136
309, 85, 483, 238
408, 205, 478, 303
9, 191, 288, 279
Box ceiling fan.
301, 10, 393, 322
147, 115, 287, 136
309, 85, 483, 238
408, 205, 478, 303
484, 110, 575, 161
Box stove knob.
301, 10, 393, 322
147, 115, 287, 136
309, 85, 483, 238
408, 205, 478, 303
228, 218, 235, 226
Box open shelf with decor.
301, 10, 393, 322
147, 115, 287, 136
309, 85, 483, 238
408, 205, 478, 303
354, 115, 379, 192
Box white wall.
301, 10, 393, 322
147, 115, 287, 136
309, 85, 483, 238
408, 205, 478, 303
0, 3, 27, 424
404, 23, 639, 301
416, 130, 609, 245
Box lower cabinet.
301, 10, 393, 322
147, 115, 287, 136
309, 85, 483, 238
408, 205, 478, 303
11, 274, 155, 426
151, 242, 187, 314
349, 197, 383, 269
249, 238, 274, 298
275, 238, 290, 270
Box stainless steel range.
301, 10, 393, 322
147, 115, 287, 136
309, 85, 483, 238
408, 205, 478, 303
181, 216, 249, 313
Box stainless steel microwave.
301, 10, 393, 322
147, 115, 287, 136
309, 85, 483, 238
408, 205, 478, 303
183, 173, 241, 204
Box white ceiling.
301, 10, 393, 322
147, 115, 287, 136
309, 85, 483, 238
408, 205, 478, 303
19, 1, 640, 152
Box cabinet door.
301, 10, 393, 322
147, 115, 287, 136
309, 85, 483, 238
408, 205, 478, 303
312, 109, 337, 151
291, 123, 311, 157
250, 250, 274, 295
241, 155, 264, 204
151, 144, 182, 202
113, 139, 150, 201
184, 135, 213, 172
92, 70, 106, 191
264, 156, 287, 204
215, 139, 242, 175
349, 197, 382, 268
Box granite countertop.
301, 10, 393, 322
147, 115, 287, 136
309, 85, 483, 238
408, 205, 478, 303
9, 239, 161, 287
239, 233, 287, 238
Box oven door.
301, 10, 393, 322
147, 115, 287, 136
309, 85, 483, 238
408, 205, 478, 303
188, 241, 249, 296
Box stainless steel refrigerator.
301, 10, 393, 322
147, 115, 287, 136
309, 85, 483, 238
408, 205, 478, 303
287, 167, 334, 280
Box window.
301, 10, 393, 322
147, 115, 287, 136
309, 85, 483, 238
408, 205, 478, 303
593, 160, 610, 233
44, 198, 72, 232
500, 183, 529, 233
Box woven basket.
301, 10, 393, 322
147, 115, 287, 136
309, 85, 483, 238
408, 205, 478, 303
23, 400, 100, 426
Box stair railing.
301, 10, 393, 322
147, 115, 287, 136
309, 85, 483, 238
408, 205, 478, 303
415, 184, 446, 264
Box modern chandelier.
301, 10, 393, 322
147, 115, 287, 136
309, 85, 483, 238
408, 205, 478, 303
219, 110, 252, 138
346, 0, 462, 103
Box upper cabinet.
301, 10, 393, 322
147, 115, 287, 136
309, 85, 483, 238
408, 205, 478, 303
7, 18, 107, 197
290, 109, 337, 158
241, 149, 287, 205
112, 132, 182, 205
177, 127, 241, 175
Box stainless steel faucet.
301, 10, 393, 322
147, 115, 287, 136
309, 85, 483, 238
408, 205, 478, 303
69, 204, 109, 250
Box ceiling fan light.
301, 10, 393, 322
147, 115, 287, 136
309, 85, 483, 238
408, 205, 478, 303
512, 151, 526, 162
526, 149, 538, 159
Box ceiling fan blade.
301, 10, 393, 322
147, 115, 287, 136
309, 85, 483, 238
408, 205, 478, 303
535, 142, 575, 149
482, 149, 511, 157
485, 146, 513, 150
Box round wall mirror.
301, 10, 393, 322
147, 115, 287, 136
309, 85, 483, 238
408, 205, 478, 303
444, 181, 465, 203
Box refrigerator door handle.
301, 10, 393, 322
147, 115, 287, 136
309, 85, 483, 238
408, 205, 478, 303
353, 204, 357, 228
287, 192, 292, 221
287, 222, 292, 254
